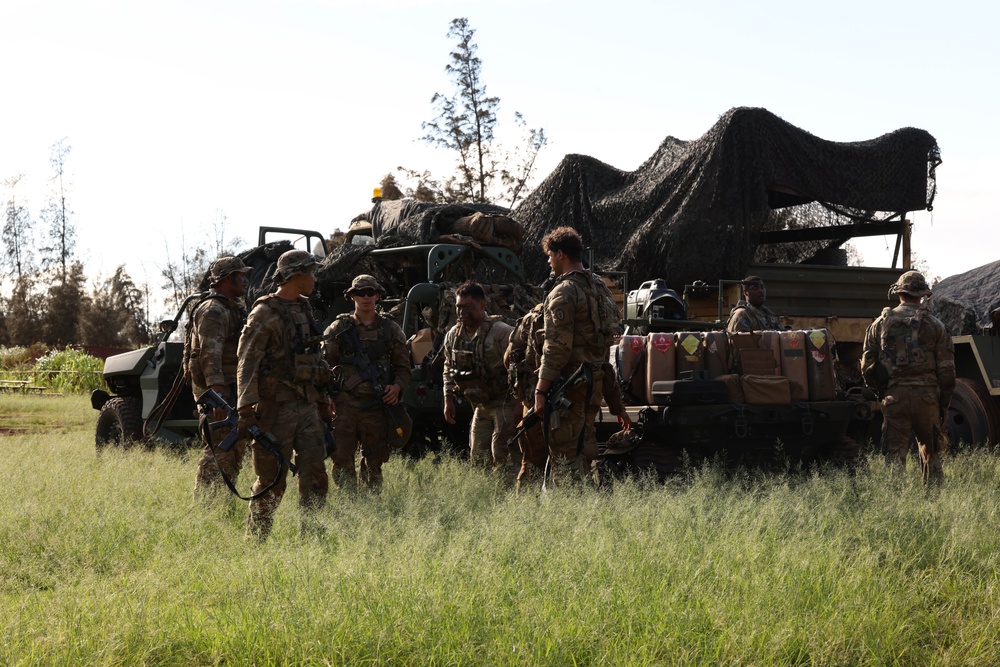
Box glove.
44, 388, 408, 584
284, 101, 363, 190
237, 408, 258, 439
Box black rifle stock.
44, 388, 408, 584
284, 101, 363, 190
197, 388, 299, 476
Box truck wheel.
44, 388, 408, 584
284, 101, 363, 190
95, 397, 143, 451
947, 378, 1000, 448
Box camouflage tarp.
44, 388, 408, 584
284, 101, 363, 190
927, 260, 1000, 335
513, 107, 940, 290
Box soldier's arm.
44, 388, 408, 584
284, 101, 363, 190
321, 320, 344, 366
538, 287, 574, 383
442, 327, 457, 395
236, 309, 274, 409
197, 305, 229, 389
935, 323, 956, 399
726, 308, 750, 333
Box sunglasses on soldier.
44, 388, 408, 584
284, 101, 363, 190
354, 289, 377, 298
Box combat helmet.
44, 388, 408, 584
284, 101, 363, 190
344, 274, 386, 298
208, 256, 252, 285
274, 249, 319, 285
888, 270, 932, 299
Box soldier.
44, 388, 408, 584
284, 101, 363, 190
236, 249, 331, 541
861, 270, 955, 484
442, 281, 517, 473
727, 275, 781, 332
505, 301, 548, 490
323, 274, 411, 490
189, 256, 252, 497
534, 226, 623, 485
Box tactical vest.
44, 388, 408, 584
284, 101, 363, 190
447, 316, 508, 404
183, 293, 246, 388
554, 270, 623, 347
330, 313, 396, 396
877, 305, 939, 383
253, 295, 331, 399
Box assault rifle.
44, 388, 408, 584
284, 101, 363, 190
507, 363, 593, 448
197, 388, 299, 476
339, 325, 405, 440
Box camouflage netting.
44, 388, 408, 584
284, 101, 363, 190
351, 200, 511, 246
513, 106, 940, 290
926, 260, 1000, 335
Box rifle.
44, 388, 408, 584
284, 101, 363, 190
339, 325, 405, 440
197, 388, 299, 477
507, 363, 593, 448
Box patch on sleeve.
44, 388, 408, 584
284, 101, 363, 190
555, 308, 565, 321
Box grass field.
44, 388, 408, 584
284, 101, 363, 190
2, 393, 1000, 666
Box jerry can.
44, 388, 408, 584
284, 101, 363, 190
645, 331, 676, 404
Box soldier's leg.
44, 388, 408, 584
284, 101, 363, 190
469, 405, 494, 467
517, 419, 547, 495
245, 400, 290, 542
489, 400, 519, 471
545, 385, 589, 486
358, 409, 390, 489
910, 387, 945, 485
194, 387, 246, 497
291, 401, 329, 534
331, 396, 361, 489
881, 393, 914, 470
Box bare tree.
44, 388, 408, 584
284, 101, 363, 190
2, 174, 36, 281
39, 138, 76, 285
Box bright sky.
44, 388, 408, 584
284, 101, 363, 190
2, 0, 997, 314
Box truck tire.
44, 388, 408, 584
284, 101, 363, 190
95, 397, 143, 451
947, 378, 1000, 448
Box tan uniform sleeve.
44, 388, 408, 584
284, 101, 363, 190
442, 326, 458, 395
539, 283, 577, 382
236, 305, 275, 409
602, 361, 624, 414
195, 302, 231, 389
860, 319, 882, 389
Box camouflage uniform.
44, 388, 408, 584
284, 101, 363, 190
862, 271, 955, 484
237, 294, 330, 540
323, 311, 411, 489
538, 270, 620, 484
506, 303, 548, 487
443, 315, 517, 470
726, 301, 780, 332
189, 289, 248, 494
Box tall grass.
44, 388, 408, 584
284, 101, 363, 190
0, 346, 104, 393
2, 395, 1000, 666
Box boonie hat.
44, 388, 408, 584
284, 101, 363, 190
889, 270, 932, 298
209, 256, 253, 284
345, 274, 385, 298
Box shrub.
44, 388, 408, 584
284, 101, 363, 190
33, 348, 105, 394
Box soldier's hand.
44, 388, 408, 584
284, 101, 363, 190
237, 407, 258, 439
317, 399, 334, 425
211, 384, 228, 421
617, 410, 632, 432
444, 394, 456, 425
382, 383, 401, 406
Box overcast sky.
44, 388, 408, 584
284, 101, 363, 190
2, 0, 996, 313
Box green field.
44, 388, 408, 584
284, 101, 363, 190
2, 394, 1000, 666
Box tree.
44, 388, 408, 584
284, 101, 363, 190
2, 174, 36, 281
39, 138, 76, 285
415, 17, 547, 207
80, 266, 151, 347
6, 274, 45, 346
159, 212, 244, 312
43, 261, 88, 345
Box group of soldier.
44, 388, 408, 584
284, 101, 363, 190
187, 227, 955, 541
726, 270, 955, 486
187, 227, 632, 541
